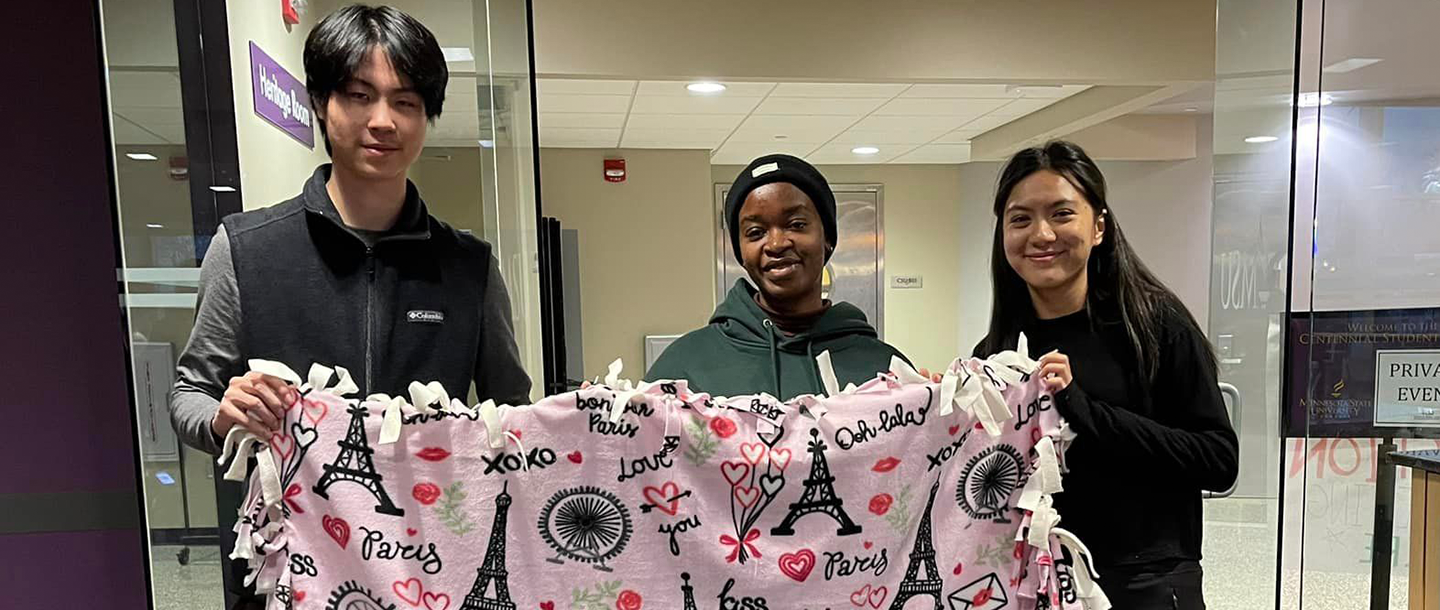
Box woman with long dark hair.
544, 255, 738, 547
976, 141, 1237, 609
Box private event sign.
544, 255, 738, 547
1374, 349, 1440, 427
250, 42, 315, 148
1286, 307, 1440, 437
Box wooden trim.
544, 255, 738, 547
1412, 473, 1428, 610
1425, 472, 1440, 608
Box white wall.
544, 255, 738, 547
409, 148, 486, 234
956, 118, 1216, 350
229, 0, 334, 210
541, 149, 718, 380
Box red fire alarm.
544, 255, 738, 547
168, 156, 189, 181
282, 0, 301, 25
604, 158, 626, 183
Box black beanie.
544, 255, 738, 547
725, 154, 837, 264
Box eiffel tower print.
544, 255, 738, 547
679, 572, 698, 610
771, 428, 862, 537
889, 479, 944, 609
312, 404, 404, 516
461, 481, 516, 610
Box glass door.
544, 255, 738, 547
1205, 1, 1299, 604
1289, 1, 1440, 608
103, 0, 544, 606
101, 0, 225, 606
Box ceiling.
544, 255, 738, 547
104, 0, 1440, 163
536, 79, 1089, 164
109, 71, 186, 145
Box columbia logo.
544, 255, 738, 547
407, 310, 445, 324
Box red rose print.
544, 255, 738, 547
709, 416, 737, 439
413, 482, 443, 506
972, 587, 993, 606
868, 493, 893, 516
616, 589, 642, 610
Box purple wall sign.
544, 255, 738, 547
250, 42, 315, 148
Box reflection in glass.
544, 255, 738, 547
1292, 0, 1440, 608
103, 0, 224, 606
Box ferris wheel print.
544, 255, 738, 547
956, 444, 1026, 524
537, 485, 633, 572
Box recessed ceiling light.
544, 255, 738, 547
209, 185, 236, 193
442, 47, 473, 63
686, 82, 726, 94
1323, 58, 1382, 73
1184, 107, 1199, 112
1296, 92, 1334, 107
852, 146, 880, 155
146, 223, 164, 229
1244, 136, 1279, 144
126, 152, 158, 161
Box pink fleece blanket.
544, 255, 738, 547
221, 345, 1109, 610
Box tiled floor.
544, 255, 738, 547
150, 498, 1407, 610
1203, 496, 1410, 610
151, 544, 225, 610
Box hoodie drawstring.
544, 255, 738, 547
763, 319, 782, 398
764, 318, 828, 398
806, 343, 823, 396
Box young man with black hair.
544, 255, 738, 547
169, 6, 530, 607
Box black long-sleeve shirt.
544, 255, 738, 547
976, 308, 1239, 571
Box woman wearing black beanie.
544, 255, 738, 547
644, 154, 908, 399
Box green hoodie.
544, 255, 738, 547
644, 280, 908, 399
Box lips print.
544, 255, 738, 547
872, 457, 900, 473
416, 447, 451, 462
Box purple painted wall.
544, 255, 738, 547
0, 1, 150, 606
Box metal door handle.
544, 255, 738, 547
1202, 382, 1242, 499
